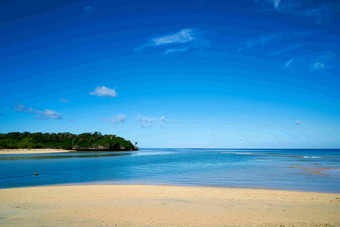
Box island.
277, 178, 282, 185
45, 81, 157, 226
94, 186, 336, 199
0, 132, 138, 152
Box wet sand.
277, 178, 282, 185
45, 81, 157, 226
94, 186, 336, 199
0, 149, 72, 155
0, 185, 339, 226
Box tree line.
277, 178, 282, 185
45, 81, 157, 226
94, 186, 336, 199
0, 132, 137, 151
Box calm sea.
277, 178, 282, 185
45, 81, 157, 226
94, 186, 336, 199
0, 148, 339, 193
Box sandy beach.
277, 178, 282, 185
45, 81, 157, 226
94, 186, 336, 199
0, 185, 339, 226
0, 149, 72, 155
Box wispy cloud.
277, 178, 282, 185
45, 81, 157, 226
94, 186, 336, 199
137, 115, 153, 128
136, 28, 203, 55
254, 0, 334, 24
254, 0, 282, 10
15, 103, 62, 120
152, 28, 195, 46
90, 86, 117, 98
238, 32, 317, 69
164, 47, 191, 55
285, 58, 294, 68
294, 51, 334, 71
238, 33, 281, 52
60, 98, 69, 103
84, 3, 97, 13
137, 115, 166, 128
272, 0, 281, 9
268, 44, 304, 57
100, 114, 126, 125
293, 5, 331, 25
238, 29, 336, 72
311, 61, 325, 71
160, 115, 166, 126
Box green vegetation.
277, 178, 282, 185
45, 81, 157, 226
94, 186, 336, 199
0, 132, 138, 151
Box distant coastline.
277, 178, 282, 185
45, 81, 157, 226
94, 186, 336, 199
0, 132, 138, 152
0, 148, 140, 155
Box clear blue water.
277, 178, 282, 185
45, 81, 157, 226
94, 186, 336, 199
0, 148, 339, 193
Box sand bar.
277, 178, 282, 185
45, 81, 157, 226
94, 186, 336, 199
0, 149, 72, 155
0, 185, 339, 226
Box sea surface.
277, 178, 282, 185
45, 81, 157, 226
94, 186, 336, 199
0, 148, 339, 193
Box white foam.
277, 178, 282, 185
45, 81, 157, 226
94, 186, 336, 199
221, 152, 253, 155
303, 156, 322, 159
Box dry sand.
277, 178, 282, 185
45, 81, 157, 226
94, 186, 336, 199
0, 185, 339, 226
0, 149, 72, 155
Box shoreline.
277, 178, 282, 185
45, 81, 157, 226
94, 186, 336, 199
3, 182, 340, 194
0, 185, 339, 226
0, 148, 135, 155
2, 182, 339, 194
0, 149, 73, 155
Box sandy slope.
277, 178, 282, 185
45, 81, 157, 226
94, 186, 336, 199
0, 149, 72, 155
0, 185, 339, 226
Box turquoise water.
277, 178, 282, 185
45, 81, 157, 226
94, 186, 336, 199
0, 148, 339, 192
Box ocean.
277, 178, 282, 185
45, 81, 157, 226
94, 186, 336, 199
0, 148, 339, 192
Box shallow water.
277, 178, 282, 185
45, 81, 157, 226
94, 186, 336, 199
0, 148, 339, 192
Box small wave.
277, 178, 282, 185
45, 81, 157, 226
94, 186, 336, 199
303, 156, 322, 159
221, 152, 254, 155
135, 152, 175, 156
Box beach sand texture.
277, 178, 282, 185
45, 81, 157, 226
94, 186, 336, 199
0, 149, 72, 155
0, 185, 339, 226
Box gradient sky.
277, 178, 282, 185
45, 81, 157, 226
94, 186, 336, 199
1, 0, 340, 148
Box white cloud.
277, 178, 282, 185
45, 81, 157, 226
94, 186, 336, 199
285, 58, 294, 68
137, 116, 153, 123
152, 29, 195, 46
101, 114, 126, 125
90, 86, 117, 97
15, 103, 62, 120
136, 28, 203, 54
114, 114, 127, 124
290, 51, 333, 71
15, 103, 33, 113
35, 110, 62, 120
311, 61, 325, 70
60, 98, 69, 103
137, 115, 166, 128
164, 47, 190, 55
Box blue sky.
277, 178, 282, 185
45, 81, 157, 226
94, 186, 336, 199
0, 0, 340, 148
